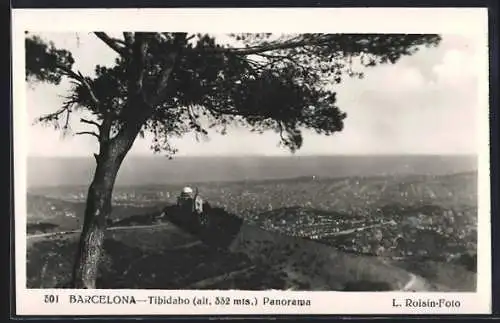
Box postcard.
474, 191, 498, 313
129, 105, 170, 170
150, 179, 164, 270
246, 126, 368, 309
12, 7, 491, 315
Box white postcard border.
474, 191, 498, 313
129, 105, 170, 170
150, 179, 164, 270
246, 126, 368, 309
12, 8, 491, 316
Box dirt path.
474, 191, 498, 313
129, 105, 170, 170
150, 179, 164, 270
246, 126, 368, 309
311, 220, 396, 239
399, 272, 432, 292
401, 273, 418, 291
26, 222, 174, 240
28, 220, 396, 241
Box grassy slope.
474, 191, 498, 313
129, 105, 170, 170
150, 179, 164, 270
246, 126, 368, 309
28, 226, 262, 289
27, 224, 419, 291
26, 172, 477, 291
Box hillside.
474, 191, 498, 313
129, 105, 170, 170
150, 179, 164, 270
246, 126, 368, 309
27, 223, 436, 291
25, 172, 477, 291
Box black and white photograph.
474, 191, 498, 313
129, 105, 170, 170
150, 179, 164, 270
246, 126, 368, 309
14, 8, 490, 315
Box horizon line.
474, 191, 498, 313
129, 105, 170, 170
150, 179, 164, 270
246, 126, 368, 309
27, 153, 479, 158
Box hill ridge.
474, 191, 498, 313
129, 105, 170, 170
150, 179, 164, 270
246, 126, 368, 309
27, 155, 478, 187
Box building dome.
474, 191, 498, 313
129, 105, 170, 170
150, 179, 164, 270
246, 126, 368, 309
182, 187, 193, 194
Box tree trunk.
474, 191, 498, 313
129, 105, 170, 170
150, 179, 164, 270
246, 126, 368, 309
71, 137, 134, 289
68, 43, 175, 287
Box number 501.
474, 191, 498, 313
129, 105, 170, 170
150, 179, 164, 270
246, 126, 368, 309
44, 294, 59, 303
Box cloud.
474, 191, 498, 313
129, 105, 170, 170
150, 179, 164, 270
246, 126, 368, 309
433, 49, 478, 86
326, 34, 480, 155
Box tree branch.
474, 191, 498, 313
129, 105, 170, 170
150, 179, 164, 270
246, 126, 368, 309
75, 131, 100, 139
129, 32, 150, 96
80, 115, 112, 143
152, 33, 187, 105
187, 105, 198, 123
187, 106, 207, 141
94, 32, 128, 56
200, 37, 333, 56
80, 118, 100, 128
116, 33, 153, 126
63, 108, 71, 130
34, 107, 66, 125
123, 32, 134, 46
277, 121, 286, 143
34, 97, 76, 129
56, 64, 100, 106
257, 52, 305, 70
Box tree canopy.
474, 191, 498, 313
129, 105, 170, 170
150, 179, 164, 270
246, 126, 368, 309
26, 32, 441, 155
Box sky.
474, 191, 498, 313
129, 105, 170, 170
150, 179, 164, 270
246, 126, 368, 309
25, 33, 484, 157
